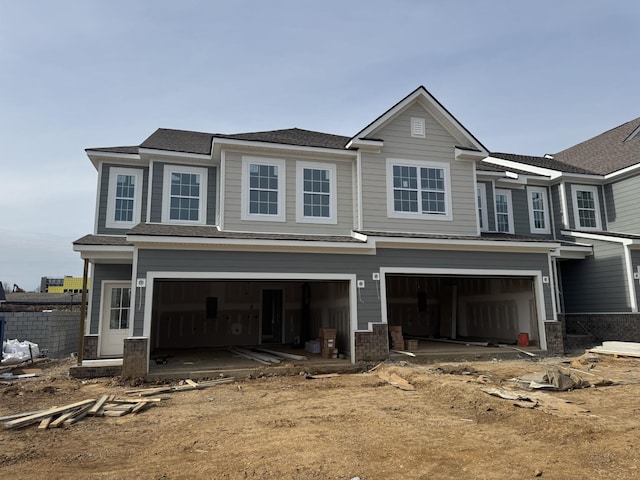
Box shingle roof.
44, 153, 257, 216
73, 235, 132, 246
86, 146, 139, 155
357, 230, 563, 244
489, 152, 595, 175
140, 129, 215, 155
127, 223, 364, 243
221, 128, 350, 149
553, 117, 640, 175
477, 161, 550, 177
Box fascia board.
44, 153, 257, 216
484, 157, 562, 179
455, 148, 486, 161
561, 230, 638, 245
604, 163, 640, 181
212, 137, 356, 158
138, 148, 212, 160
370, 236, 559, 252
86, 151, 142, 170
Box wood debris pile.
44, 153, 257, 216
1, 377, 235, 430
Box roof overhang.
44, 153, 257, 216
73, 244, 134, 263
367, 235, 560, 253
550, 244, 593, 259
345, 138, 384, 152
484, 156, 603, 183
212, 137, 356, 158
85, 150, 142, 170
455, 147, 486, 162
562, 230, 640, 248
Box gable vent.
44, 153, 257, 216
411, 117, 426, 138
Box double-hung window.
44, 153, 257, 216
241, 157, 286, 222
527, 186, 551, 234
296, 161, 337, 224
477, 183, 489, 232
494, 189, 514, 234
571, 185, 601, 230
387, 159, 451, 220
161, 165, 207, 224
106, 167, 143, 229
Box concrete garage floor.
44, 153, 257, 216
146, 341, 542, 380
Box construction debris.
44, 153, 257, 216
390, 349, 416, 357
125, 377, 234, 397
377, 369, 415, 391
481, 387, 595, 416
587, 341, 640, 358
510, 367, 614, 391
305, 373, 340, 380
254, 348, 307, 361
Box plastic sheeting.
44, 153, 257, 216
2, 339, 40, 365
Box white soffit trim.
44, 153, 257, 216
484, 156, 561, 179
561, 230, 639, 246
212, 137, 356, 158
455, 148, 486, 162
345, 138, 384, 151
550, 245, 593, 259
370, 236, 559, 252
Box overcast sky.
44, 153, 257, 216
1, 1, 639, 291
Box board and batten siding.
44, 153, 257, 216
89, 264, 133, 334
96, 163, 149, 235
560, 238, 630, 313
221, 151, 355, 235
134, 248, 553, 334
149, 162, 217, 225
604, 176, 640, 234
360, 103, 479, 235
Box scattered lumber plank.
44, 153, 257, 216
3, 399, 96, 430
49, 410, 80, 428
409, 336, 490, 347
306, 373, 340, 379
377, 370, 415, 391
125, 377, 234, 397
64, 404, 95, 426
88, 394, 111, 416
0, 409, 49, 422
37, 415, 55, 430
498, 345, 537, 357
390, 349, 416, 357
254, 348, 307, 361
229, 347, 270, 365
185, 379, 198, 388
233, 347, 281, 364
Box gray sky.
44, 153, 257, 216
1, 1, 639, 291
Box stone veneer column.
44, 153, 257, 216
354, 324, 389, 362
121, 337, 149, 378
544, 321, 565, 355
83, 335, 99, 360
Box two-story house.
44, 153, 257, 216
74, 86, 572, 375
485, 116, 640, 348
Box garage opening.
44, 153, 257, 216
149, 279, 351, 357
385, 275, 540, 346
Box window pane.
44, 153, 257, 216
169, 171, 201, 221
302, 167, 331, 217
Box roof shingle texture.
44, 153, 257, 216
489, 152, 595, 174
553, 117, 640, 175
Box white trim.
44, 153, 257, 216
559, 182, 569, 229
161, 164, 208, 225
219, 150, 226, 229
476, 182, 488, 233
483, 156, 603, 182
623, 124, 640, 143
86, 150, 141, 160
241, 156, 286, 222
138, 148, 211, 160
105, 167, 143, 229
604, 163, 640, 181
212, 137, 355, 157
571, 184, 602, 231
623, 245, 638, 312
93, 160, 103, 235
494, 188, 514, 234
295, 161, 337, 224
386, 158, 452, 221
379, 266, 549, 350
527, 186, 551, 234
410, 117, 426, 138
143, 271, 359, 363
548, 255, 558, 320
146, 161, 154, 223
356, 151, 364, 230
345, 138, 383, 150
98, 280, 134, 357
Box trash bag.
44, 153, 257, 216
2, 339, 40, 365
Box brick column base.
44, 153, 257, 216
544, 321, 565, 355
83, 335, 99, 360
122, 337, 149, 378
355, 324, 389, 362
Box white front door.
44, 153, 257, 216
100, 283, 132, 357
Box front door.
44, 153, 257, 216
261, 289, 283, 344
100, 283, 132, 356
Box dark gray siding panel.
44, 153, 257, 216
135, 248, 553, 333
96, 164, 149, 235
512, 189, 530, 236
479, 181, 495, 231
149, 162, 217, 225
560, 239, 629, 313
551, 184, 564, 235
89, 264, 133, 334
606, 176, 640, 234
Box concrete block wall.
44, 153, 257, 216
2, 312, 81, 358
562, 313, 640, 344
354, 324, 389, 362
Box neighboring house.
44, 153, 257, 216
74, 86, 577, 374
41, 276, 90, 294
485, 116, 640, 346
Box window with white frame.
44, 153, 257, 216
241, 157, 286, 222
109, 286, 131, 330
477, 183, 489, 232
161, 165, 207, 224
296, 161, 337, 224
527, 186, 551, 234
106, 167, 143, 229
495, 189, 514, 233
571, 185, 601, 230
387, 159, 452, 220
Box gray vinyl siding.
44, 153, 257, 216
550, 184, 565, 236
604, 176, 640, 234
560, 239, 630, 313
483, 181, 496, 231
96, 163, 149, 235
134, 248, 553, 334
89, 263, 133, 334
511, 188, 530, 236
564, 183, 607, 231
360, 103, 478, 235
222, 151, 355, 234
149, 162, 217, 225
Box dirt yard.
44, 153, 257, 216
1, 353, 640, 480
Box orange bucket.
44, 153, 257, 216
517, 333, 529, 347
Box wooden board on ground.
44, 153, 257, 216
3, 399, 96, 429
377, 370, 415, 391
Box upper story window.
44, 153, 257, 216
527, 186, 551, 234
241, 156, 286, 222
495, 188, 514, 234
571, 185, 601, 230
106, 167, 143, 229
386, 159, 452, 221
296, 161, 337, 224
477, 183, 488, 232
161, 165, 207, 224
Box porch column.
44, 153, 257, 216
122, 337, 149, 378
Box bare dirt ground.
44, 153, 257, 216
1, 353, 640, 480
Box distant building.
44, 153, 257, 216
40, 276, 90, 294
0, 283, 6, 303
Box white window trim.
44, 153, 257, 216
386, 158, 452, 221
527, 186, 551, 234
494, 188, 514, 234
241, 156, 286, 222
477, 183, 489, 232
105, 167, 143, 229
161, 164, 208, 225
411, 117, 426, 138
571, 184, 602, 231
295, 161, 337, 224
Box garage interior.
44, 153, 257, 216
149, 279, 351, 359
385, 274, 540, 347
